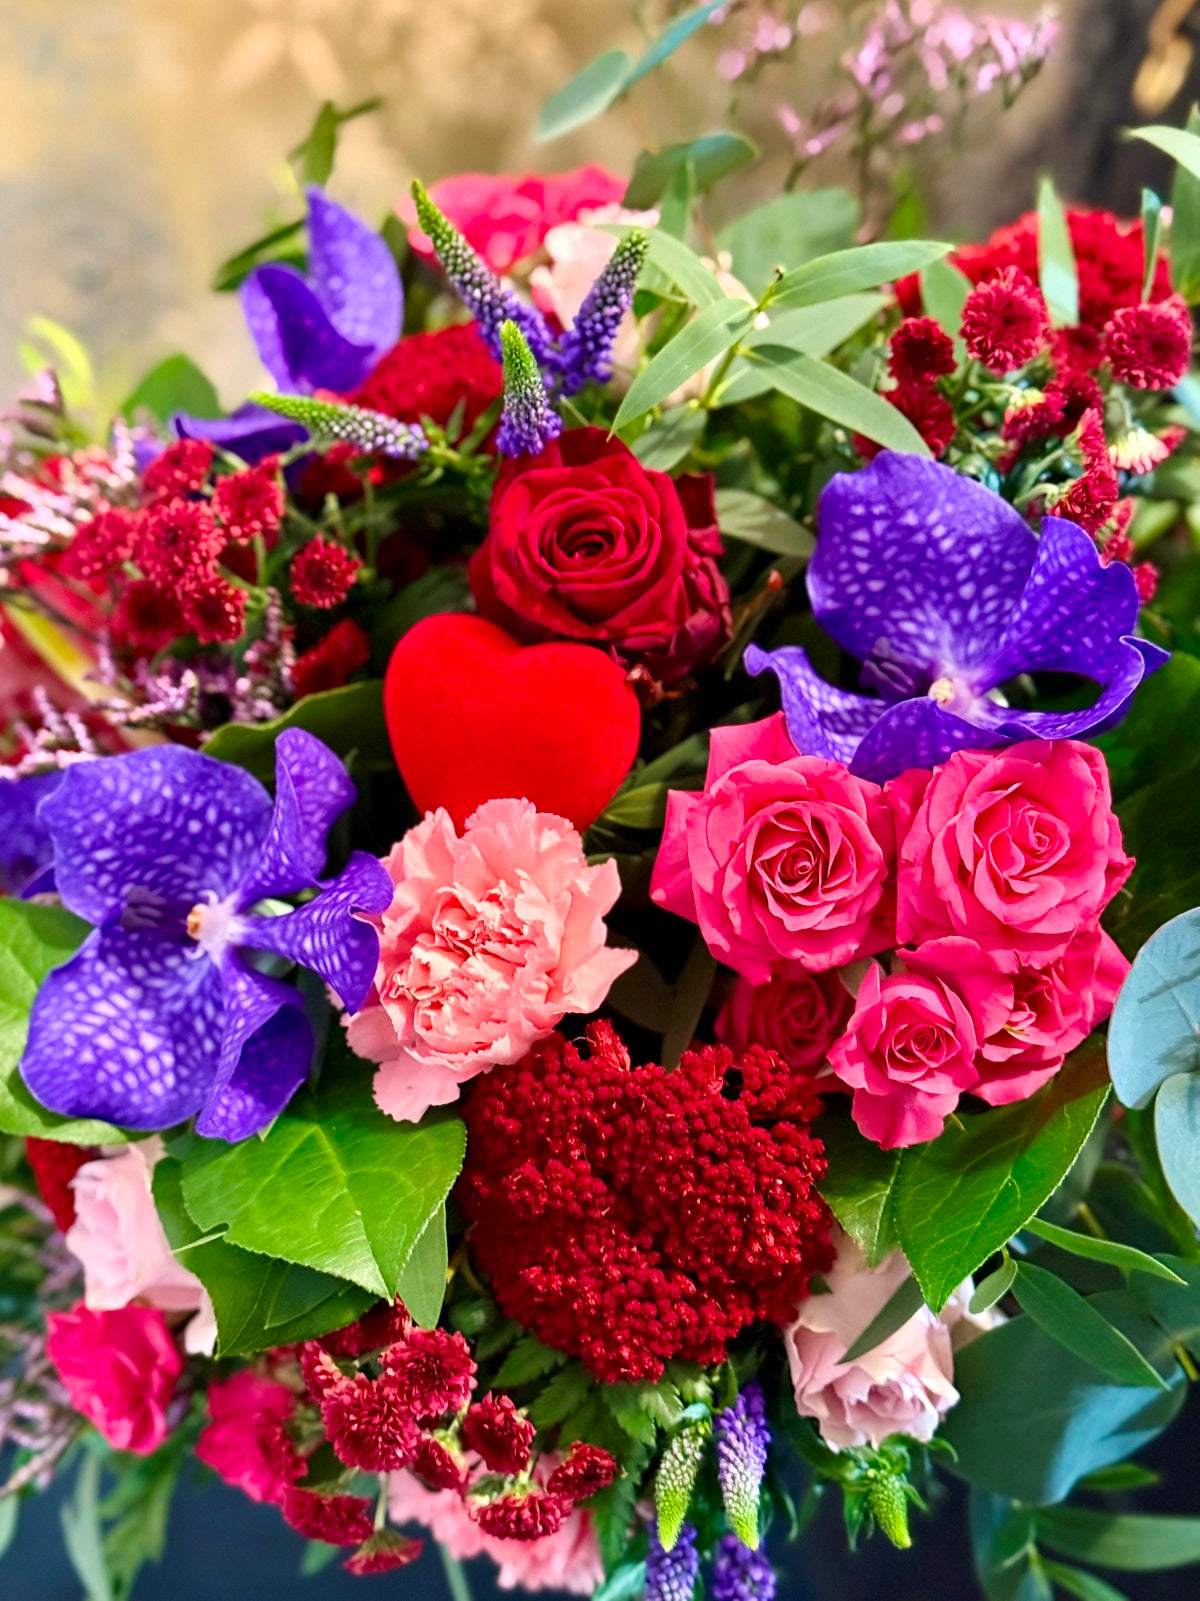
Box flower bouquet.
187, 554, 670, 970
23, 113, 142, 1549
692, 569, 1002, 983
4, 6, 1200, 1599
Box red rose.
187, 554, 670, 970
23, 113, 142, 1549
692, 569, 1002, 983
470, 428, 731, 684
46, 1301, 182, 1455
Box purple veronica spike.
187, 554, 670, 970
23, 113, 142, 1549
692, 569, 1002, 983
305, 187, 403, 357
0, 771, 61, 896
173, 403, 306, 465
555, 230, 649, 396
747, 453, 1167, 782
711, 1534, 776, 1601
20, 735, 392, 1139
646, 1525, 700, 1601
715, 1384, 769, 1548
496, 321, 562, 459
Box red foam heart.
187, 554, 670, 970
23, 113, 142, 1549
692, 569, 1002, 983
384, 614, 641, 833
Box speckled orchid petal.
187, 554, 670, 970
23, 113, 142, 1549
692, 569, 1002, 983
744, 645, 883, 765
195, 960, 313, 1143
173, 403, 306, 464
306, 187, 403, 359
0, 771, 61, 896
241, 264, 378, 393
237, 728, 358, 905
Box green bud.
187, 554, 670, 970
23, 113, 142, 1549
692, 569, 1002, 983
865, 1471, 912, 1550
655, 1424, 709, 1552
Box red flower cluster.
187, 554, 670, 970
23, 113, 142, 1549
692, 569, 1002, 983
24, 1136, 94, 1232
354, 323, 503, 436
291, 617, 372, 700
459, 1020, 834, 1383
961, 267, 1048, 372
213, 466, 284, 543
1104, 294, 1193, 391
289, 536, 361, 609
857, 318, 957, 461
460, 1392, 535, 1475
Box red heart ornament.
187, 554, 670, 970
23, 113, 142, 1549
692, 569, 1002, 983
384, 614, 641, 832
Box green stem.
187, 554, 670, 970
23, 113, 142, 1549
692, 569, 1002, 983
439, 1542, 473, 1601
1074, 1203, 1107, 1241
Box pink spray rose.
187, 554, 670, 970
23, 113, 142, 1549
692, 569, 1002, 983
346, 798, 636, 1123
196, 1370, 304, 1504
46, 1302, 183, 1454
785, 1230, 962, 1450
715, 969, 853, 1073
651, 715, 904, 982
896, 739, 1131, 968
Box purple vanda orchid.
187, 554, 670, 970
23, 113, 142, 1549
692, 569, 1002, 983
20, 729, 393, 1142
746, 453, 1167, 783
175, 188, 403, 463
0, 771, 61, 897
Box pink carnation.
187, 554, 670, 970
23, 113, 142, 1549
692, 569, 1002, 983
46, 1302, 182, 1455
347, 798, 635, 1122
785, 1230, 962, 1450
388, 1465, 603, 1594
896, 739, 1131, 968
651, 715, 903, 982
715, 969, 852, 1074
197, 1370, 304, 1504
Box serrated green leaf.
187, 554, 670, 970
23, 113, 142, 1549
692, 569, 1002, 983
625, 134, 758, 210
535, 50, 631, 141
1039, 1506, 1200, 1571
1037, 175, 1079, 328
0, 899, 127, 1145
893, 1045, 1110, 1309
613, 297, 756, 430
771, 240, 950, 310
1012, 1262, 1167, 1389
841, 1273, 924, 1362
816, 1114, 902, 1268
603, 1386, 660, 1447
395, 1203, 448, 1328
202, 680, 391, 784
713, 489, 814, 559
528, 1364, 595, 1429
733, 344, 930, 455
493, 1334, 568, 1387
179, 1073, 464, 1300
1023, 1218, 1185, 1282
119, 355, 220, 426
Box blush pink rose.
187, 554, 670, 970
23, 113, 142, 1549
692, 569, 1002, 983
896, 739, 1132, 968
651, 715, 904, 982
715, 969, 853, 1073
530, 204, 659, 374
46, 1301, 183, 1454
785, 1230, 961, 1450
347, 798, 636, 1123
196, 1370, 303, 1504
388, 1464, 602, 1594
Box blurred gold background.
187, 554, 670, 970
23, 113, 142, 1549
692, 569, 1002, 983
0, 0, 1075, 407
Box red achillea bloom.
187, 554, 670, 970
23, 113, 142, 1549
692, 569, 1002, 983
381, 1327, 476, 1420
546, 1441, 619, 1505
280, 1488, 376, 1547
213, 467, 284, 543
887, 317, 956, 385
856, 381, 955, 462
460, 1022, 833, 1384
136, 500, 224, 594
354, 323, 503, 435
411, 1432, 470, 1490
62, 508, 139, 581
291, 618, 372, 700
110, 580, 186, 655
320, 1371, 421, 1472
460, 1393, 535, 1476
185, 575, 247, 645
344, 1532, 423, 1576
24, 1137, 94, 1232
141, 438, 214, 501
473, 1489, 569, 1541
290, 537, 361, 608
961, 267, 1048, 372
1104, 294, 1193, 391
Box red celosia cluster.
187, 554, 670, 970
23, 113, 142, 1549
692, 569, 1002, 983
961, 267, 1048, 372
24, 1136, 94, 1232
353, 323, 503, 436
291, 618, 372, 700
289, 536, 362, 608
459, 1020, 834, 1383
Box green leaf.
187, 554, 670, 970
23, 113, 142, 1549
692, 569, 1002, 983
1155, 1070, 1200, 1226
370, 565, 473, 669
1037, 175, 1079, 327
1023, 1218, 1185, 1283
771, 240, 951, 310
1169, 107, 1200, 302
528, 1364, 595, 1429
203, 680, 391, 785
1039, 1506, 1200, 1571
1127, 1254, 1200, 1357
599, 785, 670, 830
100, 1436, 186, 1601
395, 1203, 448, 1328
920, 255, 972, 351
1094, 652, 1200, 805
594, 1559, 648, 1601
613, 297, 756, 429
0, 899, 127, 1145
1079, 1463, 1162, 1491
1107, 907, 1200, 1107
713, 488, 814, 559
892, 1046, 1110, 1309
632, 406, 707, 471
1039, 1560, 1129, 1601
119, 355, 220, 425
969, 1257, 1018, 1315
718, 189, 860, 294
841, 1273, 924, 1362
1012, 1262, 1167, 1389
1128, 122, 1200, 183
603, 1386, 660, 1447
730, 345, 930, 456
0, 1495, 17, 1562
816, 1114, 901, 1268
1141, 188, 1165, 301
624, 134, 758, 210
212, 218, 305, 293
535, 50, 632, 141
625, 0, 727, 89
179, 1073, 464, 1300
287, 96, 380, 188
969, 1492, 1043, 1601
62, 1452, 114, 1601
600, 223, 727, 309
493, 1334, 568, 1387
744, 292, 888, 358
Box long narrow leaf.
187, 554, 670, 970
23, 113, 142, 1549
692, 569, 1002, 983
1023, 1218, 1184, 1282
1037, 175, 1079, 327
840, 1274, 924, 1363
1012, 1262, 1167, 1389
736, 345, 931, 456
1039, 1506, 1200, 1571
613, 298, 755, 429
535, 50, 631, 141
772, 240, 950, 310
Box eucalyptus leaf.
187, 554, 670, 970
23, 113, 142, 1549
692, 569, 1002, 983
840, 1273, 924, 1363
1039, 1506, 1200, 1571
624, 134, 758, 210
713, 489, 814, 559
535, 50, 631, 141
1037, 175, 1079, 328
771, 240, 951, 310
1023, 1217, 1185, 1283
1012, 1262, 1167, 1389
1154, 1070, 1200, 1226
625, 0, 726, 88
718, 189, 860, 293
203, 679, 391, 784
1107, 907, 1200, 1107
613, 297, 756, 429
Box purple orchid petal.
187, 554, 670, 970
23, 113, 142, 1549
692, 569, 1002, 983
999, 637, 1169, 742
237, 851, 392, 1011
848, 696, 1008, 783
744, 644, 882, 764
39, 747, 272, 928
812, 454, 1038, 678
241, 265, 378, 392
173, 403, 307, 463
21, 928, 225, 1130
195, 959, 312, 1141
305, 187, 402, 360
235, 728, 358, 905
0, 772, 61, 897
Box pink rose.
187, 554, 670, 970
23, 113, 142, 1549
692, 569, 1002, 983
715, 969, 852, 1073
785, 1230, 960, 1450
46, 1301, 182, 1454
66, 1140, 207, 1315
896, 739, 1131, 968
388, 1463, 602, 1594
346, 798, 635, 1123
403, 167, 626, 275
196, 1370, 303, 1504
829, 958, 1003, 1146
651, 715, 903, 982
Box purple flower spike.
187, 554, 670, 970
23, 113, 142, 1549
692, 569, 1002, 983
496, 321, 562, 459
20, 729, 393, 1141
746, 453, 1167, 782
556, 230, 649, 396
0, 771, 62, 896
646, 1525, 700, 1601
712, 1533, 776, 1601
715, 1383, 769, 1548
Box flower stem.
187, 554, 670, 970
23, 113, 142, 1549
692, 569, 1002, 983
439, 1542, 473, 1601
